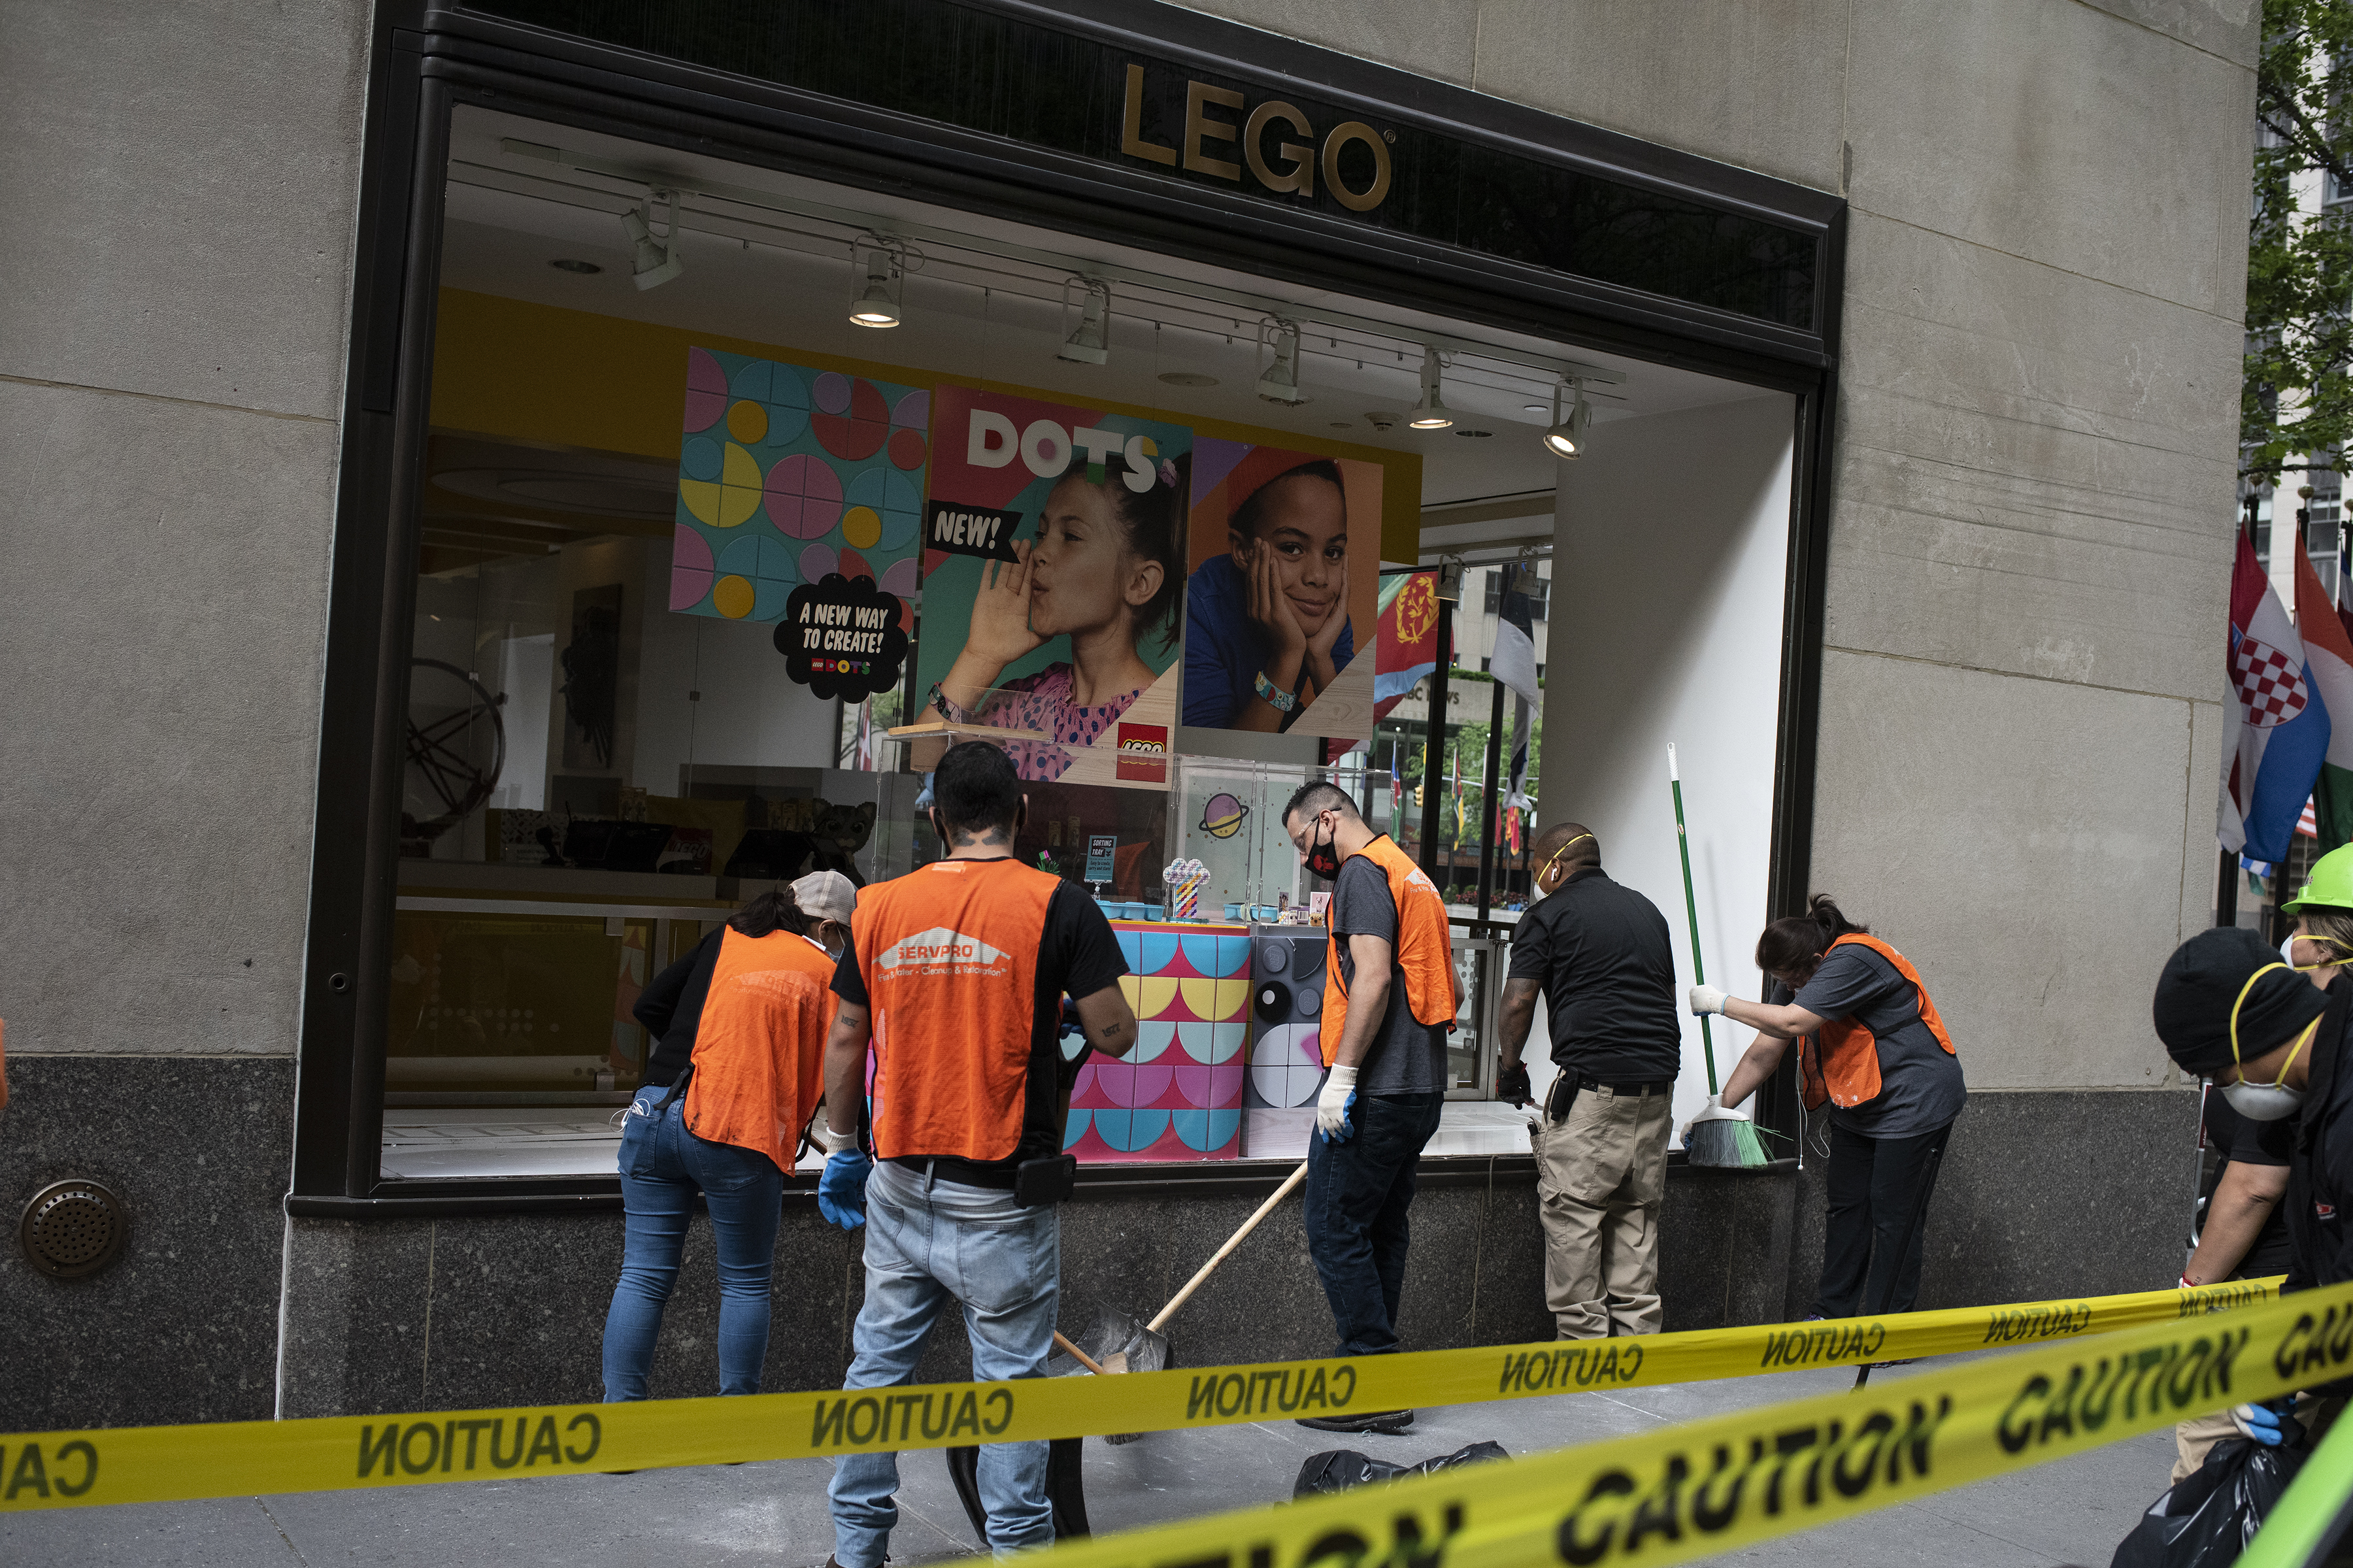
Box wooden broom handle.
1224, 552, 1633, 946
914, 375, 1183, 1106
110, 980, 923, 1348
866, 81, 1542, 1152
1053, 1329, 1110, 1376
1146, 1161, 1309, 1333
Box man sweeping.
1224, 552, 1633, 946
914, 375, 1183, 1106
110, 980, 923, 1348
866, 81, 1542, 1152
1280, 782, 1460, 1435
814, 742, 1137, 1567
1495, 823, 1682, 1339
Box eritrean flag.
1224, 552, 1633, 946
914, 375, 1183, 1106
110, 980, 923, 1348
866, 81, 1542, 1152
1374, 570, 1443, 722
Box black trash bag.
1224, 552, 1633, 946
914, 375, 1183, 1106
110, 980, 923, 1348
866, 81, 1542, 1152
945, 1439, 1090, 1541
1294, 1442, 1510, 1497
2110, 1435, 2305, 1567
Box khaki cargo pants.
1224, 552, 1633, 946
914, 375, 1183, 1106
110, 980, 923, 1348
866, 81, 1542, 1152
1533, 1082, 1672, 1339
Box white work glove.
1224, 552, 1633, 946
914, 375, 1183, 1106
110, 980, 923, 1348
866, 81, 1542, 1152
1316, 1065, 1359, 1143
1677, 1093, 1724, 1146
1689, 984, 1728, 1016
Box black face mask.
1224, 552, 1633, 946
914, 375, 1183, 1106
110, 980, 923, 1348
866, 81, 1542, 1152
1304, 814, 1343, 881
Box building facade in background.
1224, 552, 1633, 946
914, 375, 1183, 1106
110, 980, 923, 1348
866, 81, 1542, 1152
0, 0, 2252, 1427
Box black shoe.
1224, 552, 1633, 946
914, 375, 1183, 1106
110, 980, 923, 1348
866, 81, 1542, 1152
1295, 1409, 1414, 1435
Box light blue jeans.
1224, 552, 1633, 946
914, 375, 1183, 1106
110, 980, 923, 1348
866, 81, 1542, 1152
828, 1160, 1060, 1565
601, 1086, 786, 1401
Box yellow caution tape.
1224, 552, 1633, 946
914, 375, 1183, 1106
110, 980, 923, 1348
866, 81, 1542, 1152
1024, 1278, 2353, 1568
0, 1275, 2282, 1512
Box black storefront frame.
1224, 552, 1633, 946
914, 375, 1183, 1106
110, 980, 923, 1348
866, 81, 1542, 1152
289, 0, 1844, 1215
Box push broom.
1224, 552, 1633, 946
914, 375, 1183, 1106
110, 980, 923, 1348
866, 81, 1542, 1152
1671, 744, 1770, 1169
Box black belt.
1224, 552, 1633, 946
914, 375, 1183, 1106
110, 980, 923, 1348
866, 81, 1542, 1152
1589, 1079, 1673, 1096
888, 1155, 1018, 1191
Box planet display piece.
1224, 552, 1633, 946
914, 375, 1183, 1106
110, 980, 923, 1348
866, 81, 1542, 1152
1199, 792, 1250, 840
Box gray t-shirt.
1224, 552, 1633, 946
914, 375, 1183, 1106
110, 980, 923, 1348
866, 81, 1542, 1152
1787, 944, 1966, 1137
1330, 854, 1450, 1095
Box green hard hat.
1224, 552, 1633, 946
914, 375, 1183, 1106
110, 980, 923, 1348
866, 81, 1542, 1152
2284, 843, 2353, 913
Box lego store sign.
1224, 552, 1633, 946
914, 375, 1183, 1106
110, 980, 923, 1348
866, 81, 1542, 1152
1117, 723, 1169, 784
1118, 63, 1393, 213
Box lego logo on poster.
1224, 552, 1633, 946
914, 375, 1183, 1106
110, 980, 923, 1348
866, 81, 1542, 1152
1116, 723, 1169, 783
774, 573, 909, 703
965, 412, 1163, 492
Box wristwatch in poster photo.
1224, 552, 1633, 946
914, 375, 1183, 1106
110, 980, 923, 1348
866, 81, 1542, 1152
1254, 670, 1299, 712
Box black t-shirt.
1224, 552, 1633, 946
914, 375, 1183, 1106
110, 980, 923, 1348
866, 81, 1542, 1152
635, 927, 724, 1088
832, 864, 1127, 1182
2287, 976, 2353, 1293
2203, 1090, 2294, 1280
1787, 944, 1967, 1139
1330, 854, 1450, 1095
1506, 868, 1680, 1082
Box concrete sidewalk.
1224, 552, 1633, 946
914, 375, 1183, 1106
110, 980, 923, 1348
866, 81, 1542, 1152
2, 1357, 2173, 1568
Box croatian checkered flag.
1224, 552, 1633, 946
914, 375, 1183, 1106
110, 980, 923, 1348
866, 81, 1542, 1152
2224, 531, 2331, 861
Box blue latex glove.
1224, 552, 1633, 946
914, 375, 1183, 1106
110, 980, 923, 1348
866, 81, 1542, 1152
818, 1150, 873, 1231
1316, 1065, 1359, 1144
2233, 1399, 2292, 1446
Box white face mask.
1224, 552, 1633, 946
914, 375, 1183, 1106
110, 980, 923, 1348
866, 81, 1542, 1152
2219, 961, 2318, 1122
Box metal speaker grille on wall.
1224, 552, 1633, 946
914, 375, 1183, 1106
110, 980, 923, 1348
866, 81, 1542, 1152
20, 1180, 129, 1279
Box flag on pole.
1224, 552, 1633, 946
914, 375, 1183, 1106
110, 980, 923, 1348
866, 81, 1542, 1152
1373, 571, 1442, 722
2301, 797, 2320, 839
2224, 531, 2331, 862
1493, 560, 1541, 818
2294, 547, 2353, 851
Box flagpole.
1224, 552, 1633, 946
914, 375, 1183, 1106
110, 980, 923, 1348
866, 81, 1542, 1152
1475, 674, 1505, 920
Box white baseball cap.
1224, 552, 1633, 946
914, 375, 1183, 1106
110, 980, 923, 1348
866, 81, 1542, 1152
791, 870, 858, 926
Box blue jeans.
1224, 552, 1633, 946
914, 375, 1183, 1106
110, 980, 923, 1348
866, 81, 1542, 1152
601, 1085, 786, 1400
1303, 1092, 1444, 1358
829, 1160, 1060, 1567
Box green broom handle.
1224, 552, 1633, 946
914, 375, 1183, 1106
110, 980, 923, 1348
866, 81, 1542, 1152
1669, 744, 1719, 1094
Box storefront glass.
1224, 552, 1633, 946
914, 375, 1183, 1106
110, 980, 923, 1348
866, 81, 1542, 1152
363, 92, 1796, 1180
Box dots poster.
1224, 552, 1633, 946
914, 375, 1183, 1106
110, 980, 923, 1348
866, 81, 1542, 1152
914, 385, 1192, 787
670, 347, 927, 624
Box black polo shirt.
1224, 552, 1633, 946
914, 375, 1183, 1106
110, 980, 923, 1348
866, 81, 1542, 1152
1507, 867, 1682, 1082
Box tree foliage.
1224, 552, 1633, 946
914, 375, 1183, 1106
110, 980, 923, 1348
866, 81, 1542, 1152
2245, 0, 2353, 484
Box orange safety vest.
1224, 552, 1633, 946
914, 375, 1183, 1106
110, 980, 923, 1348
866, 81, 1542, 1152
853, 858, 1060, 1163
1797, 934, 1957, 1110
1320, 835, 1462, 1066
682, 927, 838, 1173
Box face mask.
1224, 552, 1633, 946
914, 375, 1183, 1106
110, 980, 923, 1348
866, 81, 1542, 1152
1303, 815, 1343, 881
1535, 833, 1594, 895
2218, 962, 2318, 1122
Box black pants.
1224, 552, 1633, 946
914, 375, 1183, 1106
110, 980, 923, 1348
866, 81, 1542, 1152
1814, 1120, 1951, 1319
1303, 1092, 1446, 1356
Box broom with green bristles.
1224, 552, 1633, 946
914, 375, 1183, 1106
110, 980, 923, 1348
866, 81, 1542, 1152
1671, 744, 1771, 1169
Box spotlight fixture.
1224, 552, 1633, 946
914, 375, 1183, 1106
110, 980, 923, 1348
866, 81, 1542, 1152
848, 235, 908, 328
1434, 556, 1467, 603
1255, 318, 1308, 405
620, 190, 684, 291
1543, 379, 1594, 459
1408, 347, 1453, 429
1058, 276, 1110, 364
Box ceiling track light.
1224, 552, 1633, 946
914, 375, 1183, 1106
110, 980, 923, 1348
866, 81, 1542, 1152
1408, 346, 1454, 430
1543, 378, 1594, 459
848, 234, 916, 328
620, 189, 685, 291
1254, 316, 1307, 405
1058, 275, 1111, 364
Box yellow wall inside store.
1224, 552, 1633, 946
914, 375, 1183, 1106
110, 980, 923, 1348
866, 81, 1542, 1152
429, 288, 1426, 563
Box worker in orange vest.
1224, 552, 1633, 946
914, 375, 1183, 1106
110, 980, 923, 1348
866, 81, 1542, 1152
1695, 895, 1966, 1320
816, 742, 1138, 1567
601, 873, 850, 1400
1279, 780, 1461, 1436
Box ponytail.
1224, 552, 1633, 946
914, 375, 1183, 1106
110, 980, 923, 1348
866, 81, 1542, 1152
729, 888, 811, 939
1755, 893, 1867, 975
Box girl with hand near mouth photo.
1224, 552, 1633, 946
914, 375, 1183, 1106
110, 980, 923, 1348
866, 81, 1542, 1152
1183, 457, 1354, 732
933, 455, 1187, 782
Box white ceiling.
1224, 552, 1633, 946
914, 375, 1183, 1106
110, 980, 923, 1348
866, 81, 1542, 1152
438, 105, 1782, 514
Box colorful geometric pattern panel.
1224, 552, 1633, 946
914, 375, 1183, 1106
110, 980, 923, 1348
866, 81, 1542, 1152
1065, 922, 1251, 1162
673, 347, 927, 622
